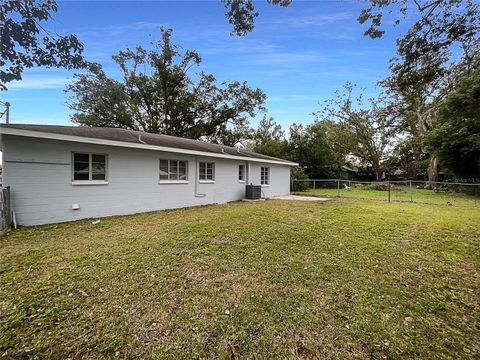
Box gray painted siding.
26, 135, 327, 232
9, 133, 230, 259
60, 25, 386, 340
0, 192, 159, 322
1, 135, 291, 226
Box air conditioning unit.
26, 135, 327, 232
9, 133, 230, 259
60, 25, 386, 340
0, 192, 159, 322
245, 184, 261, 200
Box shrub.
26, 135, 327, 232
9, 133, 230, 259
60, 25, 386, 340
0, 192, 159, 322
291, 167, 309, 191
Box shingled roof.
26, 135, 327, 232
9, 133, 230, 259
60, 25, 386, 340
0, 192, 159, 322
0, 124, 297, 165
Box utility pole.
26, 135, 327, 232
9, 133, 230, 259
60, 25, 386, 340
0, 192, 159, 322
5, 101, 10, 124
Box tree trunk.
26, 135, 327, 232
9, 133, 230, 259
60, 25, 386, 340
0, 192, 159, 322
427, 155, 438, 182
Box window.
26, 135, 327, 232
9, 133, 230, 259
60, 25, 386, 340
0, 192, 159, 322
73, 153, 107, 182
199, 162, 215, 181
261, 166, 270, 185
159, 160, 188, 182
238, 164, 246, 182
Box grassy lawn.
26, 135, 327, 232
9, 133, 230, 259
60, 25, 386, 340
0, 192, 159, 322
1, 199, 479, 359
293, 186, 479, 207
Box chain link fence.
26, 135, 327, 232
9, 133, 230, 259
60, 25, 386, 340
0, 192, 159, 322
292, 179, 480, 207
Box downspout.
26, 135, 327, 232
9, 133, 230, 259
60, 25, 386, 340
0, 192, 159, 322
194, 155, 206, 197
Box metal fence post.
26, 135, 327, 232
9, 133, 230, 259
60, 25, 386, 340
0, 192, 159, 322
409, 180, 413, 202
314, 180, 316, 190
388, 178, 391, 203
473, 185, 479, 207
337, 179, 340, 197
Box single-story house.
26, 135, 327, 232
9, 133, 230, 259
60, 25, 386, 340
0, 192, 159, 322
0, 124, 297, 226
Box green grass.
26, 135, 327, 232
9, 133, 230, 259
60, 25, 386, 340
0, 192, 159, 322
1, 199, 479, 359
294, 186, 479, 207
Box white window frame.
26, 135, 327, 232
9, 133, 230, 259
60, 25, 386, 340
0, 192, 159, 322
199, 162, 215, 183
159, 159, 189, 184
238, 164, 246, 183
72, 152, 108, 185
261, 166, 270, 186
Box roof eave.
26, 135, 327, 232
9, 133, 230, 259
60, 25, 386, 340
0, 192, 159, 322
0, 127, 298, 166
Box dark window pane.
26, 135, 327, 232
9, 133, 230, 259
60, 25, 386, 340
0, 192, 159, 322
160, 160, 169, 180
92, 154, 105, 164
206, 163, 214, 180
74, 153, 89, 162
74, 162, 89, 180
261, 167, 269, 184
92, 163, 106, 180
170, 161, 178, 180
239, 165, 245, 180
73, 153, 89, 180
92, 154, 106, 180
179, 161, 187, 180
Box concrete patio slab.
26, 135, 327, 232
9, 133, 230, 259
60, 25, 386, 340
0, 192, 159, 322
271, 195, 331, 202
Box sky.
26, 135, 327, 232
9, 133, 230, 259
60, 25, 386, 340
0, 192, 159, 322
1, 0, 410, 130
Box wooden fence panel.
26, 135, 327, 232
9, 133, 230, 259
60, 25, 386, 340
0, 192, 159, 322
0, 187, 11, 231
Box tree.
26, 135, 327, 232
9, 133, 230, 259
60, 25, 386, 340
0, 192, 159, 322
1, 0, 88, 90
428, 66, 480, 179
250, 117, 290, 159
316, 84, 398, 181
389, 138, 429, 179
222, 0, 292, 36
290, 166, 309, 191
67, 28, 266, 143
359, 0, 479, 181
358, 0, 479, 67
288, 121, 345, 179
253, 116, 285, 143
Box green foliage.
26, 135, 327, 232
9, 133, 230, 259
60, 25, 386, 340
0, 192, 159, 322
253, 139, 290, 159
67, 28, 266, 143
362, 0, 479, 182
315, 84, 398, 180
0, 0, 87, 90
390, 139, 429, 180
290, 166, 309, 191
250, 116, 290, 159
222, 0, 292, 36
428, 67, 480, 179
289, 121, 345, 178
358, 0, 479, 71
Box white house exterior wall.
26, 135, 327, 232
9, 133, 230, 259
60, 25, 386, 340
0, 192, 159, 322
1, 135, 292, 226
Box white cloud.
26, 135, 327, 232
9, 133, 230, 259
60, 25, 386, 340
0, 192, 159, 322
7, 76, 72, 90
260, 11, 354, 28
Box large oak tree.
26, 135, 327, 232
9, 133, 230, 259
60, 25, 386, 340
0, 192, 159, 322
315, 84, 398, 181
428, 65, 480, 179
67, 28, 266, 144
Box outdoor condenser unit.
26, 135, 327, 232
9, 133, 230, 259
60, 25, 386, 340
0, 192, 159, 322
245, 184, 262, 200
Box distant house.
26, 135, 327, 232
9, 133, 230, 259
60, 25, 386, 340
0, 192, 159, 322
0, 124, 297, 226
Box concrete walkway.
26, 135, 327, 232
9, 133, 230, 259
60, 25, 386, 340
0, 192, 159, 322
272, 195, 331, 202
